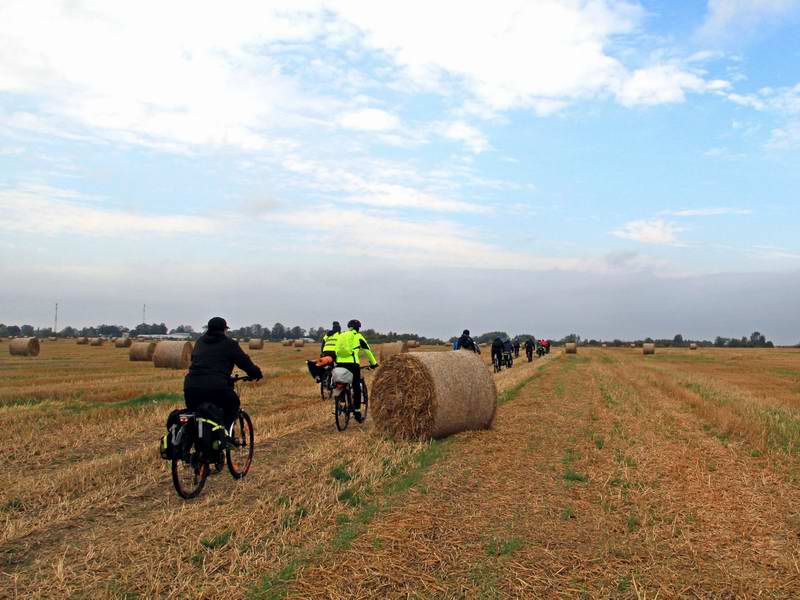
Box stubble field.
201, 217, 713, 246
1, 340, 800, 598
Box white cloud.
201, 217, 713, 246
0, 184, 214, 235
698, 0, 800, 41
337, 108, 400, 131
612, 219, 683, 244
439, 121, 490, 154
661, 207, 752, 217
617, 64, 729, 107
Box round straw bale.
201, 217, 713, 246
601, 343, 608, 348
115, 337, 132, 348
293, 339, 305, 348
249, 338, 264, 350
565, 342, 577, 354
371, 351, 497, 441
48, 336, 57, 342
282, 339, 292, 347
9, 337, 40, 357
379, 341, 408, 361
630, 343, 636, 348
406, 340, 420, 348
643, 343, 656, 355
77, 337, 89, 345
129, 341, 157, 361
89, 337, 104, 346
689, 343, 698, 350
152, 341, 193, 369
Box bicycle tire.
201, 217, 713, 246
355, 379, 368, 423
172, 448, 208, 499
320, 373, 333, 402
335, 389, 350, 431
227, 410, 254, 479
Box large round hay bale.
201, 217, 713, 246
379, 341, 408, 361
89, 337, 104, 346
115, 337, 132, 348
152, 341, 193, 369
643, 343, 655, 355
282, 339, 293, 347
77, 337, 89, 345
9, 337, 40, 357
249, 338, 264, 350
129, 341, 157, 361
406, 340, 420, 348
565, 342, 577, 354
371, 351, 497, 441
689, 343, 698, 351
293, 339, 305, 348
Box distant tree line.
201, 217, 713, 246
557, 332, 774, 348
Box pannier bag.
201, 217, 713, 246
196, 402, 226, 457
160, 408, 194, 460
331, 367, 353, 386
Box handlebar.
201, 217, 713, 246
231, 374, 257, 382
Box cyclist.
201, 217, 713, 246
184, 317, 263, 429
502, 338, 514, 366
455, 329, 479, 353
524, 337, 535, 361
513, 339, 520, 358
491, 336, 504, 369
320, 321, 341, 360
335, 319, 377, 421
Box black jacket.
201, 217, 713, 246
491, 338, 504, 355
524, 339, 535, 350
457, 334, 477, 352
184, 331, 262, 390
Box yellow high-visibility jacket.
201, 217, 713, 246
335, 328, 377, 366
321, 331, 340, 354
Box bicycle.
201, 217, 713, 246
170, 375, 255, 499
493, 353, 502, 373
503, 351, 514, 369
320, 364, 334, 401
332, 365, 373, 431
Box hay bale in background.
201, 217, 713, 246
643, 343, 656, 355
77, 337, 89, 345
115, 338, 132, 348
48, 336, 57, 342
372, 350, 496, 441
293, 339, 305, 348
379, 341, 408, 362
601, 343, 608, 348
689, 343, 698, 350
565, 342, 577, 354
282, 340, 293, 347
407, 340, 420, 348
249, 339, 264, 350
153, 341, 193, 369
129, 341, 157, 362
89, 338, 104, 346
9, 337, 40, 357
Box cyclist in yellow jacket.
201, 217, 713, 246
320, 321, 341, 360
335, 319, 377, 421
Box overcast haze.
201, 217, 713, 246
1, 1, 799, 343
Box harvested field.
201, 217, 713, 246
2, 342, 800, 598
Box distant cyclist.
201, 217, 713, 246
320, 321, 341, 360
184, 317, 263, 429
335, 319, 377, 421
491, 336, 504, 369
455, 329, 479, 353
524, 338, 535, 361
513, 339, 520, 358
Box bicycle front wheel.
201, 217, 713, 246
355, 379, 368, 423
227, 410, 254, 479
172, 449, 209, 500
335, 389, 350, 431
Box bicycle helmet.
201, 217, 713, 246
347, 319, 361, 331
462, 329, 470, 336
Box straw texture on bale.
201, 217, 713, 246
129, 341, 157, 362
9, 337, 40, 357
379, 341, 408, 362
89, 338, 104, 346
77, 337, 89, 345
565, 342, 577, 354
153, 341, 193, 369
643, 343, 656, 355
249, 339, 264, 350
689, 343, 698, 350
293, 339, 305, 348
114, 338, 132, 348
371, 351, 496, 441
282, 340, 293, 347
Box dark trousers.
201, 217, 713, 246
337, 363, 363, 408
185, 387, 240, 428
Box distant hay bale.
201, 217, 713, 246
643, 343, 656, 355
115, 338, 132, 348
89, 338, 104, 346
293, 339, 305, 348
379, 341, 408, 361
77, 337, 89, 345
129, 341, 157, 362
9, 337, 40, 357
372, 350, 496, 441
282, 340, 293, 347
249, 339, 264, 350
406, 340, 420, 348
630, 343, 636, 348
565, 342, 577, 354
152, 341, 193, 369
601, 343, 608, 348
48, 336, 57, 342
689, 343, 698, 350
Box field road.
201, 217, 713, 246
2, 342, 800, 598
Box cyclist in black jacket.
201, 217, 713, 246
455, 329, 479, 353
184, 317, 263, 428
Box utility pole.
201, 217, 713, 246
54, 302, 58, 334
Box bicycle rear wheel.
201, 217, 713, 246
227, 410, 254, 479
335, 389, 350, 431
172, 446, 209, 499
320, 372, 333, 402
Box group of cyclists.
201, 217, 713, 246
453, 329, 550, 371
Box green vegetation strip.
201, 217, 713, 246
249, 362, 545, 599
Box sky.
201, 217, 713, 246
1, 0, 799, 343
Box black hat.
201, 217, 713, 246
463, 329, 470, 336
332, 321, 341, 333
207, 317, 228, 332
